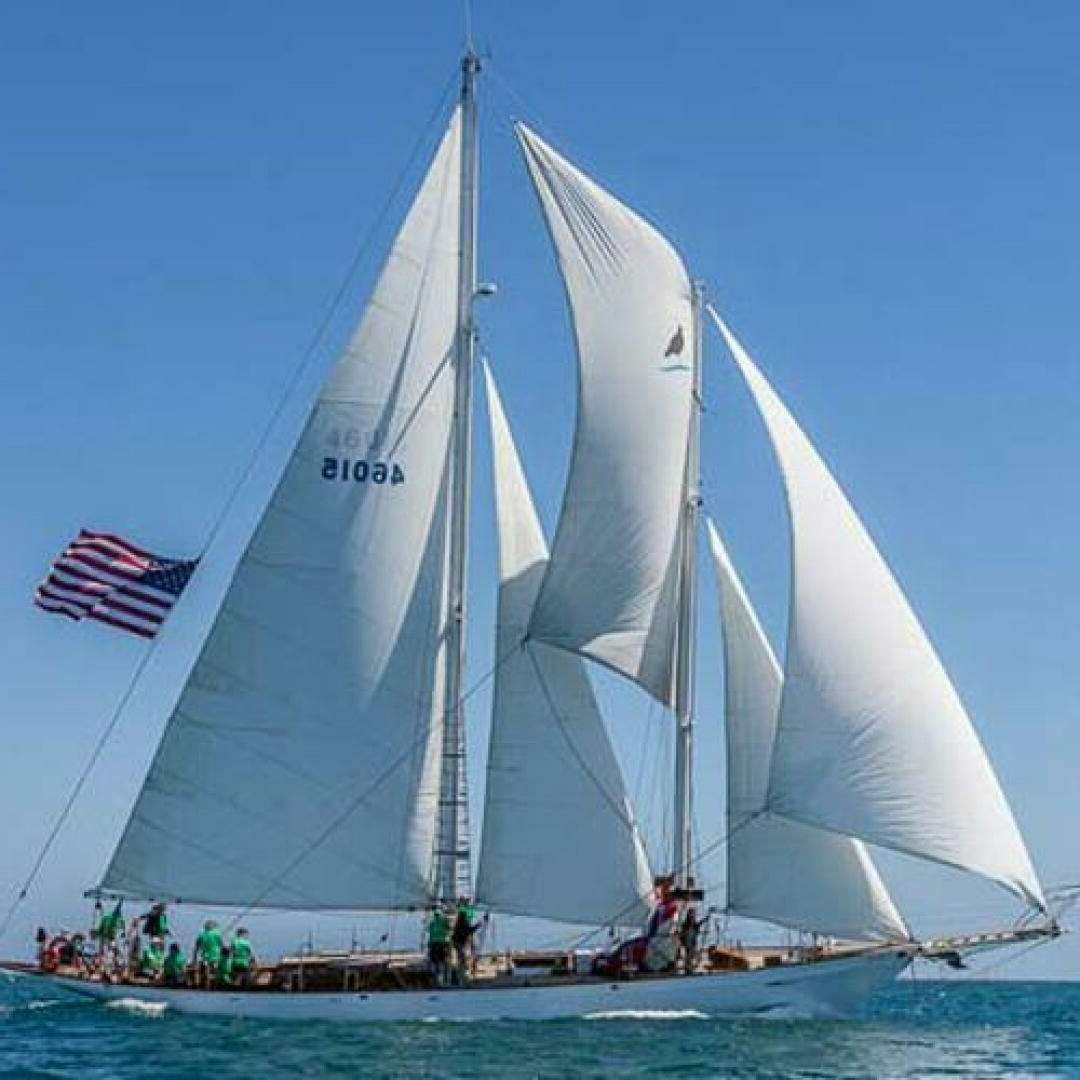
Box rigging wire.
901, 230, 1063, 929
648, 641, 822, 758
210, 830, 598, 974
0, 71, 461, 946
0, 645, 158, 942
533, 811, 765, 952
954, 934, 1053, 979
196, 67, 459, 563
220, 639, 523, 932
526, 646, 640, 836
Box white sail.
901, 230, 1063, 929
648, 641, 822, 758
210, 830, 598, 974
476, 364, 653, 927
709, 309, 1045, 911
517, 125, 693, 704
706, 520, 907, 941
100, 111, 464, 911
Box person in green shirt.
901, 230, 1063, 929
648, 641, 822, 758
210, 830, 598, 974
427, 907, 451, 986
193, 920, 223, 989
91, 901, 124, 976
95, 901, 123, 945
163, 943, 186, 987
215, 945, 234, 988
230, 928, 255, 988
138, 937, 166, 980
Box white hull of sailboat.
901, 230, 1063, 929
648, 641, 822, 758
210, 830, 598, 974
18, 950, 910, 1023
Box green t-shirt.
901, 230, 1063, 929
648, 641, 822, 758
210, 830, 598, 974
163, 949, 185, 979
97, 905, 123, 942
216, 952, 233, 984
140, 942, 165, 974
457, 903, 476, 926
195, 927, 223, 964
427, 912, 450, 945
231, 936, 253, 968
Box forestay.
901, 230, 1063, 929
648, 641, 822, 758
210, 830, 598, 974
100, 111, 465, 911
710, 309, 1045, 911
706, 520, 907, 941
476, 365, 653, 927
518, 124, 692, 705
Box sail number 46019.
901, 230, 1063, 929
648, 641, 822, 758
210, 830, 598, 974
322, 458, 405, 485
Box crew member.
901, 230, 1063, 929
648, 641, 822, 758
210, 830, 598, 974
34, 928, 49, 967
216, 945, 234, 988
643, 876, 678, 972
452, 897, 478, 980
140, 902, 169, 940
230, 927, 255, 988
126, 915, 143, 978
94, 902, 124, 949
138, 936, 166, 980
68, 933, 88, 971
426, 907, 451, 986
92, 901, 124, 975
193, 920, 223, 989
677, 901, 700, 973
163, 942, 186, 987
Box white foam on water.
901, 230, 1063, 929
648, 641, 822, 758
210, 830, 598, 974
0, 999, 63, 1016
418, 1015, 484, 1024
583, 1008, 709, 1021
746, 1002, 836, 1021
105, 997, 169, 1017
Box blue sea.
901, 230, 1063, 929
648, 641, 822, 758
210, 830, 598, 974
1, 976, 1077, 1078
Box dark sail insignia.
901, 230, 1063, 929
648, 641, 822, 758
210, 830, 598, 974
664, 326, 685, 357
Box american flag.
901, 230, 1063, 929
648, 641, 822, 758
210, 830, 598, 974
34, 529, 197, 639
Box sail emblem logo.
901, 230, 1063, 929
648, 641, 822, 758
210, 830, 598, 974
661, 324, 690, 372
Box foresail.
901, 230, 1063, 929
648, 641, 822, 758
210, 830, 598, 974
100, 111, 464, 911
476, 364, 653, 927
710, 309, 1045, 911
706, 520, 907, 942
517, 125, 692, 704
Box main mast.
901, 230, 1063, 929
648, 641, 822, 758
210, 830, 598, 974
673, 281, 704, 887
436, 50, 481, 906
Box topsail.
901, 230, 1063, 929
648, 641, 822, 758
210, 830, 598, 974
518, 125, 693, 704
710, 309, 1045, 912
100, 111, 465, 911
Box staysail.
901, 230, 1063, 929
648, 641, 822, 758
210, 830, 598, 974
706, 520, 907, 941
518, 125, 693, 704
476, 365, 653, 926
710, 309, 1045, 911
100, 110, 465, 911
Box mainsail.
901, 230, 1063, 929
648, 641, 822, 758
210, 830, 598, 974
710, 309, 1046, 911
706, 520, 907, 941
100, 110, 465, 911
476, 365, 653, 927
517, 124, 693, 704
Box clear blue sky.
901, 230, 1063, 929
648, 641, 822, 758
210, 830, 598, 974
2, 1, 1078, 978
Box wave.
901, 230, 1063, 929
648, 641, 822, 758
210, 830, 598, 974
583, 1008, 709, 1021
104, 998, 169, 1017
0, 999, 64, 1016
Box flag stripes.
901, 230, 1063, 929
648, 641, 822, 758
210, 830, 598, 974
35, 529, 196, 639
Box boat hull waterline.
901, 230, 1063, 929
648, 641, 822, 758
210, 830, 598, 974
4, 950, 911, 1022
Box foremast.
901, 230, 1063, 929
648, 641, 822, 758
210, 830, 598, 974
672, 281, 704, 889
435, 50, 481, 906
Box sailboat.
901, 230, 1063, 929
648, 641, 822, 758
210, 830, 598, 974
2, 51, 1059, 1021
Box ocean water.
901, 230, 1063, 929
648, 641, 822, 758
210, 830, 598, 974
1, 976, 1078, 1078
